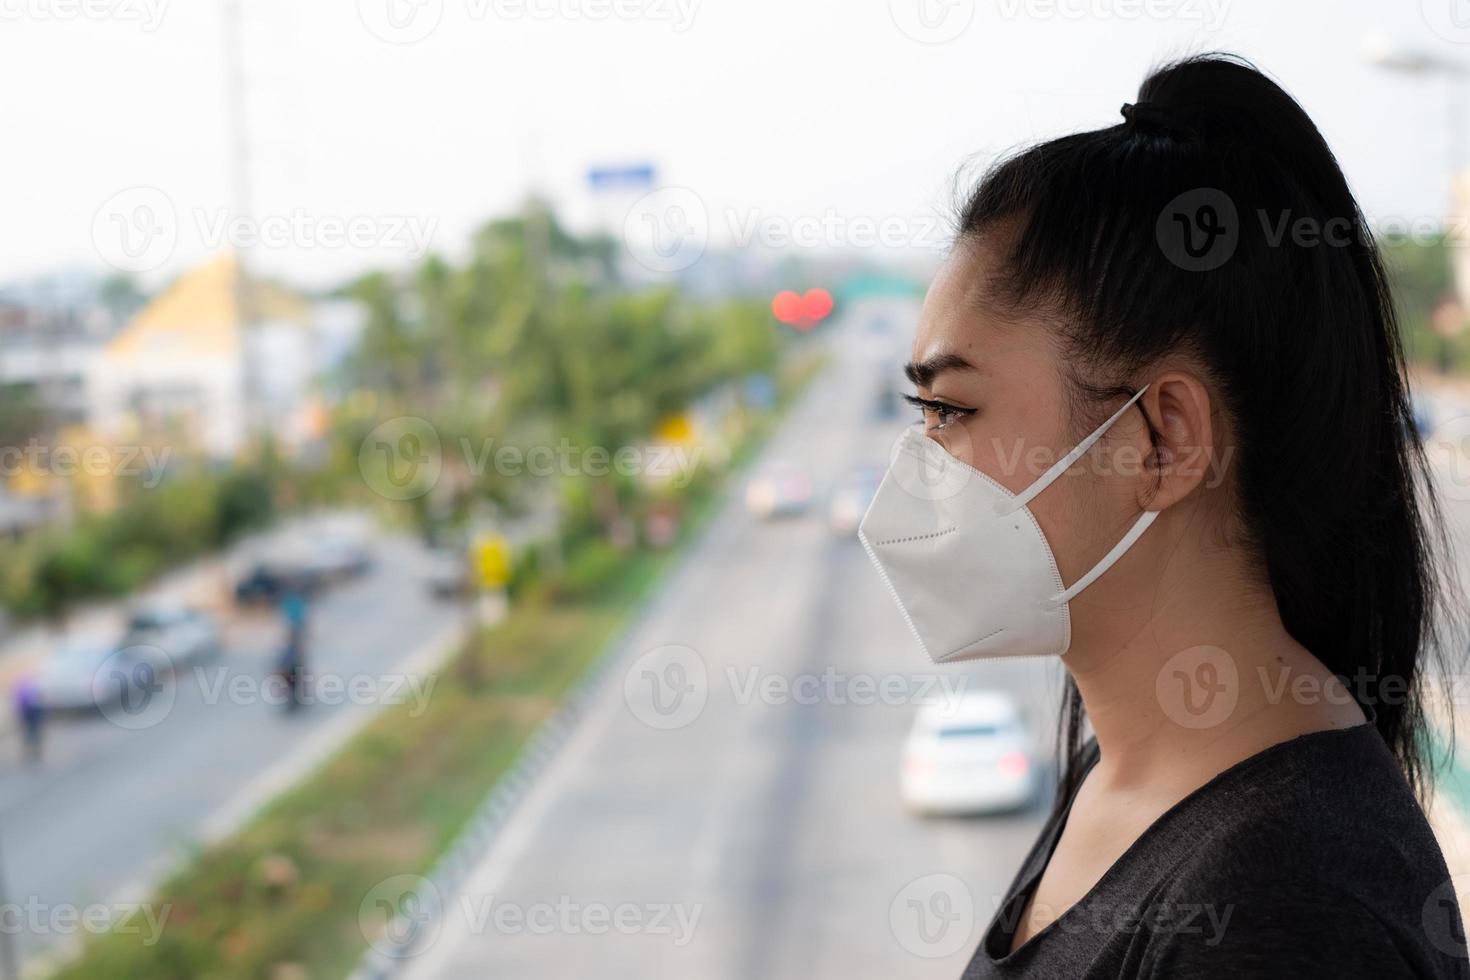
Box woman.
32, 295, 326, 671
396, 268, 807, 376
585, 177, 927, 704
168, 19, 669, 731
858, 55, 1469, 977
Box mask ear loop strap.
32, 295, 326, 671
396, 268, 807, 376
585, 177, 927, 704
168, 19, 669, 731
995, 384, 1151, 517
1040, 509, 1158, 611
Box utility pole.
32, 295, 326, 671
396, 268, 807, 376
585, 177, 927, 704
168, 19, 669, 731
0, 821, 19, 980
221, 0, 261, 448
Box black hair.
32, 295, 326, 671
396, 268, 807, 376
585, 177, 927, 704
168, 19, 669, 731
958, 54, 1452, 801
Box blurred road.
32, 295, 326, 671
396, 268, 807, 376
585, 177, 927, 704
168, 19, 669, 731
406, 305, 1065, 980
0, 532, 456, 968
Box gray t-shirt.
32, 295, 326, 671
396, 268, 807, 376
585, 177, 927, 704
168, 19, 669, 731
963, 722, 1470, 978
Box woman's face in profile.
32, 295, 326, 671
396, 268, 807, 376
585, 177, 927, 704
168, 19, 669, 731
908, 239, 1153, 612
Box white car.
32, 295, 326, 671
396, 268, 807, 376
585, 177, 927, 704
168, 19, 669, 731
125, 602, 220, 666
828, 464, 883, 535
302, 534, 374, 580
901, 690, 1038, 815
32, 634, 171, 711
745, 463, 813, 519
426, 547, 470, 598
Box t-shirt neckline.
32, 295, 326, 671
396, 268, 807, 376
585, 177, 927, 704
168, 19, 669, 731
981, 714, 1380, 966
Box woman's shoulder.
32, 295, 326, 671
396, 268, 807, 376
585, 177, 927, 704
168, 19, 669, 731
1137, 873, 1458, 978
1138, 723, 1465, 977
1162, 721, 1444, 884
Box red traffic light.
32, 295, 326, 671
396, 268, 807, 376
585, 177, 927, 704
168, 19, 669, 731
771, 287, 834, 330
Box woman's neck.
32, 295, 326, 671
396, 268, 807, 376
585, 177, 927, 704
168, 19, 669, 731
1063, 535, 1365, 788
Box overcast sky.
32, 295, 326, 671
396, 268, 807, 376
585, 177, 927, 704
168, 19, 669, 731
2, 0, 1466, 288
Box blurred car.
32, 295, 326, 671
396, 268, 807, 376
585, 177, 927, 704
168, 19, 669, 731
124, 602, 220, 666
829, 464, 884, 535
235, 534, 373, 605
901, 690, 1037, 815
426, 546, 470, 598
302, 534, 374, 581
234, 560, 325, 605
745, 462, 813, 519
32, 633, 171, 711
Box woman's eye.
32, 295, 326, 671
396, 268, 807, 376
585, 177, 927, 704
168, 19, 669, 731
905, 395, 973, 431
931, 405, 964, 429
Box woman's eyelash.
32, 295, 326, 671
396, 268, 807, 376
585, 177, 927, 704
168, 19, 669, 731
902, 394, 977, 420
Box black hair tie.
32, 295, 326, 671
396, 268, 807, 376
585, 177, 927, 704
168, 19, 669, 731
1120, 101, 1190, 137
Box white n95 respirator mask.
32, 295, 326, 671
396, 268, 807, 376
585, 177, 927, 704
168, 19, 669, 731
858, 387, 1157, 663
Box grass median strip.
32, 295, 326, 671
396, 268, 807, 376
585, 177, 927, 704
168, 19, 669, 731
52, 590, 636, 979
49, 369, 813, 979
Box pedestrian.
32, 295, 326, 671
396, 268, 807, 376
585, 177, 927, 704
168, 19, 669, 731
278, 588, 309, 711
13, 675, 43, 765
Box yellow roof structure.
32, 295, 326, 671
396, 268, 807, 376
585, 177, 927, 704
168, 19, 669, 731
106, 252, 311, 359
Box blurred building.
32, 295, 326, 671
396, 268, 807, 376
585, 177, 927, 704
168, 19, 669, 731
90, 254, 361, 460
0, 269, 134, 429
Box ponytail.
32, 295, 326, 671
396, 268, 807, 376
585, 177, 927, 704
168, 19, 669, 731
959, 54, 1451, 800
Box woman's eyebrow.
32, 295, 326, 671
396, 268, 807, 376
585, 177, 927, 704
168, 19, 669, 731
904, 352, 977, 387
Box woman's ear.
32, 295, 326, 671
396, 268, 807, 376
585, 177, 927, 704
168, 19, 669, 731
1138, 371, 1215, 512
